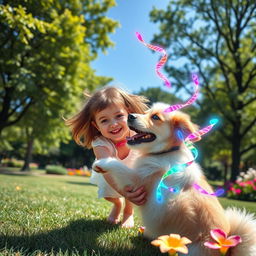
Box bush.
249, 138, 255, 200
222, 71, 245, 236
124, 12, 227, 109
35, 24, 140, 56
1, 158, 24, 168
1, 159, 39, 170
45, 165, 67, 175
29, 162, 39, 170
227, 168, 256, 202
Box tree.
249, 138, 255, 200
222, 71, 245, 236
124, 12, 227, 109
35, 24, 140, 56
0, 0, 118, 170
150, 0, 256, 181
0, 0, 118, 133
137, 87, 180, 106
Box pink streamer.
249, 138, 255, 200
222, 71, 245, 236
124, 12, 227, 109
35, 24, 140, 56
193, 183, 225, 197
164, 74, 199, 113
136, 32, 171, 87
185, 119, 218, 141
136, 32, 222, 199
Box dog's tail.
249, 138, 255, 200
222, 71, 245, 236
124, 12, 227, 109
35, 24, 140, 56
225, 207, 256, 256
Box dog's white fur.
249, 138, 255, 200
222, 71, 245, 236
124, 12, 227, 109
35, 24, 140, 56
93, 103, 256, 256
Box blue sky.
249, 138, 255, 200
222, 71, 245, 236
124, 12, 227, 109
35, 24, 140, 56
92, 0, 173, 94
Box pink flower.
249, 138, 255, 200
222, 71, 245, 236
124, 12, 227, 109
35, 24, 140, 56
138, 226, 145, 234
246, 180, 253, 185
235, 188, 241, 194
204, 229, 242, 255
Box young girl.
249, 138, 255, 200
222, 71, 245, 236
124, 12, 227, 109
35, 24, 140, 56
66, 86, 148, 228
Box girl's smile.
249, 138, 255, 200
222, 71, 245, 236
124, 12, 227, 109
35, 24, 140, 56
110, 127, 122, 134
93, 104, 130, 143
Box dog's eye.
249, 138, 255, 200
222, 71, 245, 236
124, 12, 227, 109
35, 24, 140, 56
151, 114, 160, 120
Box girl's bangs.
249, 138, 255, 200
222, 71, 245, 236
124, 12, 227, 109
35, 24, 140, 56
92, 96, 125, 114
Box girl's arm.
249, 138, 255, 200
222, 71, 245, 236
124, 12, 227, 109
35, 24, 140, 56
93, 145, 124, 195
93, 146, 147, 205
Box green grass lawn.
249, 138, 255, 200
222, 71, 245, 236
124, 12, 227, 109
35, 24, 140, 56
0, 172, 255, 256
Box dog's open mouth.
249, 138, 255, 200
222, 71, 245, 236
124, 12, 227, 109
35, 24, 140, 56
127, 126, 156, 145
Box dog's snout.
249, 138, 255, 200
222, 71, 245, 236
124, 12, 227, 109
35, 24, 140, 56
128, 114, 137, 122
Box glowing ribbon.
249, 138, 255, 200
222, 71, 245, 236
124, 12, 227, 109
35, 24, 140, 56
193, 183, 225, 197
135, 32, 223, 202
156, 119, 222, 203
163, 74, 199, 113
186, 118, 219, 141
136, 32, 171, 87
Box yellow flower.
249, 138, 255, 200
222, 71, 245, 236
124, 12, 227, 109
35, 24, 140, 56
151, 234, 192, 255
15, 186, 21, 191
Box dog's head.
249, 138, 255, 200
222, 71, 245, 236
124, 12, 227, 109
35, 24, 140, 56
126, 102, 199, 154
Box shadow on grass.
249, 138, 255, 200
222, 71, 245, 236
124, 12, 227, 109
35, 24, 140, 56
66, 181, 96, 187
0, 170, 32, 176
0, 219, 160, 256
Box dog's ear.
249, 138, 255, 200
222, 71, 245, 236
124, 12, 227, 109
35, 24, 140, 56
172, 112, 201, 142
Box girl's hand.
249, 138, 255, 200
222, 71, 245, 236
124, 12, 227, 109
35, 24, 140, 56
124, 185, 147, 206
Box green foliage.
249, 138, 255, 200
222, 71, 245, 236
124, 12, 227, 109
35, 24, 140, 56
1, 158, 24, 168
46, 165, 67, 175
137, 87, 180, 106
0, 0, 117, 131
0, 0, 119, 168
150, 0, 256, 179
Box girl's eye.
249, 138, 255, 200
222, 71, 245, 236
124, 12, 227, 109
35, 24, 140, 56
151, 114, 160, 120
117, 114, 124, 118
101, 119, 108, 123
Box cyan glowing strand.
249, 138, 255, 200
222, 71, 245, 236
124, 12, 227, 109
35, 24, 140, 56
156, 119, 221, 203
136, 32, 171, 88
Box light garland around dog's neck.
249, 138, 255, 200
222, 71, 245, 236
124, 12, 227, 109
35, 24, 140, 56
156, 119, 223, 203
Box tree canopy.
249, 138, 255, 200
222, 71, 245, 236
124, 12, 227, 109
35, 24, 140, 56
150, 0, 256, 180
0, 0, 118, 133
0, 0, 118, 169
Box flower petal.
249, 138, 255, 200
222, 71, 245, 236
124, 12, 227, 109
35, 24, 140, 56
151, 239, 162, 247
223, 235, 242, 247
210, 229, 227, 243
181, 237, 192, 245
169, 234, 181, 240
159, 243, 172, 253
158, 235, 171, 241
175, 245, 189, 254
204, 242, 221, 249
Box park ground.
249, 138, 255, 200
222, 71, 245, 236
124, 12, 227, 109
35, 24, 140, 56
0, 170, 255, 256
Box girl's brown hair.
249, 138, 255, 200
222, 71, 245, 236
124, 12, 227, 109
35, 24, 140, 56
65, 86, 149, 148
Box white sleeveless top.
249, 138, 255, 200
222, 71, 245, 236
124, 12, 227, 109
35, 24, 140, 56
90, 136, 137, 198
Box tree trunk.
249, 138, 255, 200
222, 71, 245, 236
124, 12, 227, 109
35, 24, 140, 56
230, 125, 241, 181
223, 161, 228, 185
21, 136, 34, 172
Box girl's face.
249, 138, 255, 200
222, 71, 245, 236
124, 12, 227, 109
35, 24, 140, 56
93, 104, 130, 143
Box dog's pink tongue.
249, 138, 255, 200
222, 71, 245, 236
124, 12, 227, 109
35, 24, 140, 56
126, 133, 143, 141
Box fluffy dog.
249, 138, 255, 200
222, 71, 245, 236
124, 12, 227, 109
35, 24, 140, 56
93, 103, 256, 256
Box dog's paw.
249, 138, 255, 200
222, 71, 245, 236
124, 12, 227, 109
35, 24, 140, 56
92, 164, 107, 174
92, 158, 117, 173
